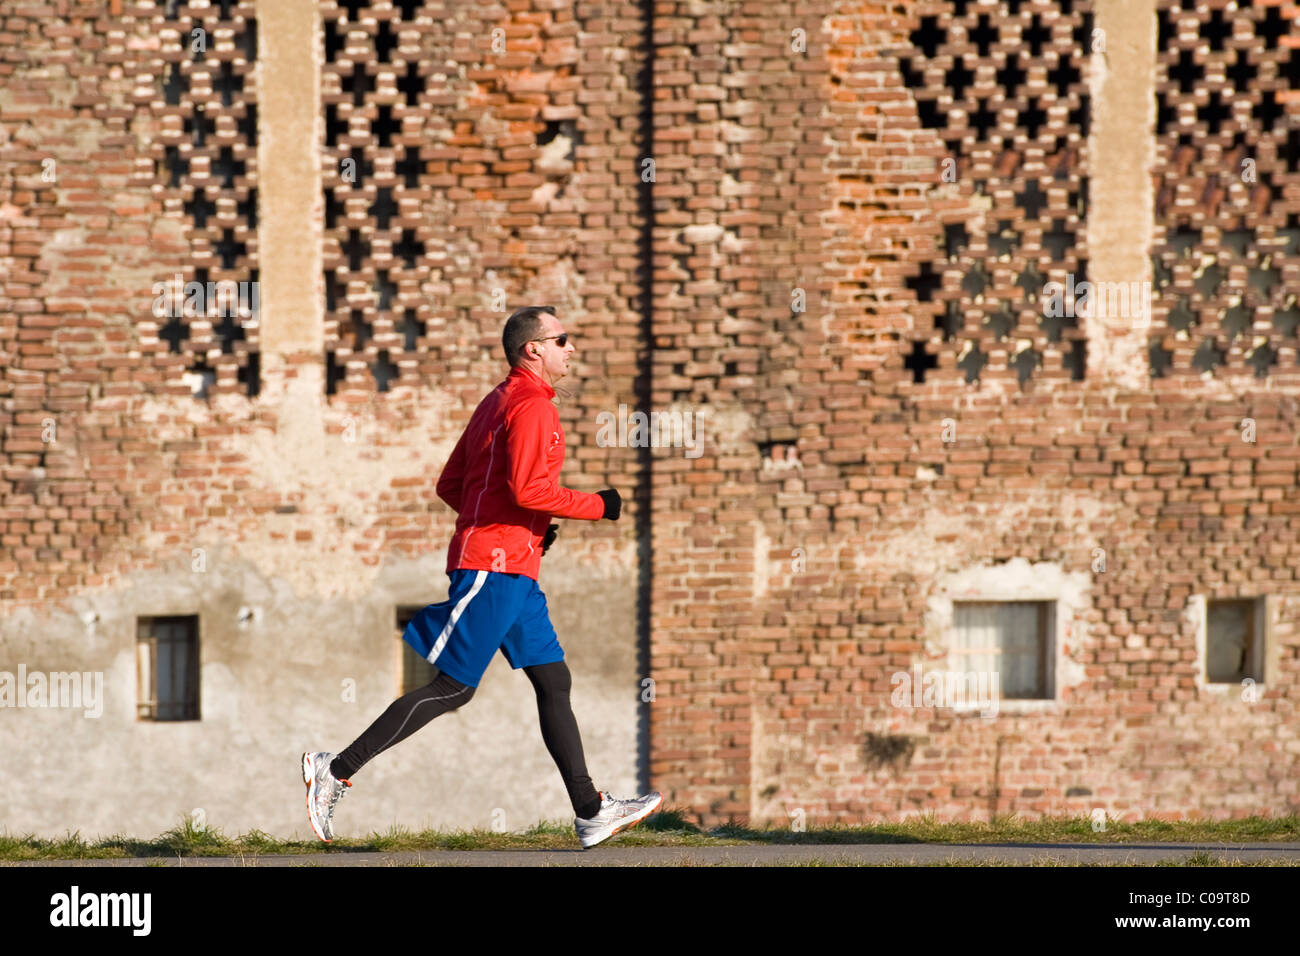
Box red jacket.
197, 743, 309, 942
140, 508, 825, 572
437, 365, 605, 581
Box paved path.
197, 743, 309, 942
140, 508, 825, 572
14, 842, 1300, 866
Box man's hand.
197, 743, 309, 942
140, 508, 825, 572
542, 523, 559, 554
597, 488, 621, 521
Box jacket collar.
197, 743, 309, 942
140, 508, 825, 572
508, 364, 556, 399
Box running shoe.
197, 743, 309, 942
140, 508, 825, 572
302, 751, 352, 843
575, 789, 663, 849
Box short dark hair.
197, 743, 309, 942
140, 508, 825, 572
502, 306, 557, 366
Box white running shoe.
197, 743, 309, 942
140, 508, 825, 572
302, 751, 352, 843
575, 790, 663, 849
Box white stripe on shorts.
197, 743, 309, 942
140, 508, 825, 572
427, 569, 488, 664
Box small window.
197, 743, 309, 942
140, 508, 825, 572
1207, 598, 1263, 684
398, 606, 437, 695
953, 601, 1052, 699
137, 615, 200, 720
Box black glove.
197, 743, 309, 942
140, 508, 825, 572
597, 488, 622, 521
542, 523, 559, 554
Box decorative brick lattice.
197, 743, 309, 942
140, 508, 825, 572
1149, 0, 1300, 380
893, 0, 1093, 387
134, 0, 261, 399
320, 0, 442, 396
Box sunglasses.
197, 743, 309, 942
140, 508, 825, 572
530, 333, 569, 349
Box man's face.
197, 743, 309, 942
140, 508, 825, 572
529, 314, 575, 383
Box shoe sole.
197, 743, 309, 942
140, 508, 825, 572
580, 792, 664, 849
302, 752, 332, 843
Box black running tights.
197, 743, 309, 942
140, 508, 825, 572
330, 661, 602, 820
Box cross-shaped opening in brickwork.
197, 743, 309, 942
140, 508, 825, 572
394, 229, 424, 267
395, 0, 421, 19
944, 222, 969, 257
904, 341, 939, 383
1273, 304, 1300, 337
1065, 339, 1086, 381
325, 351, 344, 395
1010, 346, 1039, 386
1168, 298, 1196, 333
961, 262, 988, 299
185, 190, 216, 228
1195, 262, 1227, 298
997, 54, 1025, 97
1248, 264, 1280, 298
374, 20, 398, 62
399, 309, 425, 351
160, 315, 189, 354
1019, 96, 1049, 137
1223, 303, 1252, 340
899, 56, 924, 90
1199, 8, 1234, 53
983, 303, 1014, 340
326, 104, 348, 144
910, 16, 945, 58
958, 341, 987, 383
215, 62, 244, 108
1048, 58, 1081, 98
1068, 97, 1090, 137
185, 109, 214, 147
371, 350, 399, 392
372, 187, 397, 229
239, 351, 260, 398
938, 300, 963, 341
215, 228, 246, 269
237, 191, 257, 229
946, 57, 975, 100
344, 229, 370, 271
347, 68, 376, 107
1015, 180, 1047, 219
1016, 263, 1045, 303
395, 149, 422, 187
238, 103, 257, 147
373, 104, 400, 148
1072, 12, 1094, 51
1174, 49, 1204, 95
1252, 92, 1283, 131
349, 310, 372, 350
1022, 14, 1051, 57
214, 312, 246, 355
988, 220, 1018, 257
374, 272, 396, 311
969, 98, 998, 140
1197, 91, 1232, 136
398, 62, 422, 106
164, 146, 188, 187
1192, 339, 1225, 375
213, 147, 245, 188
1043, 220, 1071, 259
164, 63, 187, 105
1149, 339, 1173, 377
325, 18, 346, 61
969, 15, 998, 58
906, 261, 943, 302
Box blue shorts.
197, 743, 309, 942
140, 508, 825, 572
401, 569, 564, 688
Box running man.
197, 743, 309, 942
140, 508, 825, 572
302, 305, 662, 849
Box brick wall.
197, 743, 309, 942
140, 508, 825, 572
1, 0, 1297, 834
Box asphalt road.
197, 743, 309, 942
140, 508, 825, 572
14, 842, 1300, 866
